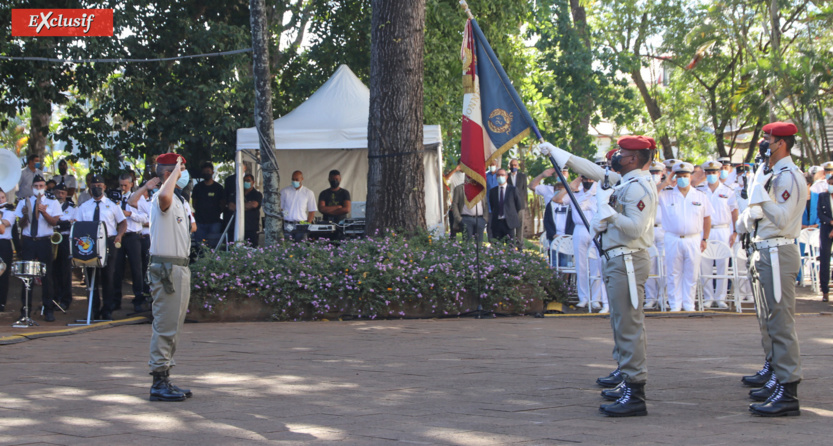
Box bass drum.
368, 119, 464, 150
70, 221, 108, 268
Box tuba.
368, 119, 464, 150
51, 231, 63, 260
0, 149, 20, 273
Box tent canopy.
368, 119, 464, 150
234, 65, 445, 236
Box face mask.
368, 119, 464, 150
759, 140, 771, 158
826, 173, 832, 180
34, 162, 42, 170
150, 187, 159, 197
202, 172, 213, 180
582, 181, 594, 191
244, 181, 252, 189
719, 170, 729, 180
489, 166, 496, 173
828, 185, 833, 194
497, 176, 506, 185
329, 179, 340, 188
610, 153, 624, 173
59, 166, 67, 175
91, 186, 104, 198
510, 167, 518, 173
176, 169, 190, 189
677, 177, 690, 188
291, 181, 301, 188
706, 174, 718, 184
33, 188, 45, 197
652, 174, 662, 184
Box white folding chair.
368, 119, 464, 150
587, 247, 604, 314
539, 232, 550, 259
733, 242, 754, 313
697, 239, 734, 311
805, 228, 821, 293
552, 235, 577, 303
646, 245, 667, 312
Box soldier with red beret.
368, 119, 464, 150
540, 134, 657, 417
736, 121, 804, 416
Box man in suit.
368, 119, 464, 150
451, 183, 489, 243
507, 159, 528, 248
817, 175, 833, 302
488, 169, 521, 242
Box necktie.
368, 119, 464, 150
30, 198, 38, 237
93, 201, 101, 223
499, 187, 505, 218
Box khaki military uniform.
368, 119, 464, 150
567, 157, 657, 383
737, 157, 804, 384
148, 191, 192, 373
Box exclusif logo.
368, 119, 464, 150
11, 9, 114, 37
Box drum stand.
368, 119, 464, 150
68, 267, 108, 326
12, 277, 38, 328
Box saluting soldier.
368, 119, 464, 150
696, 160, 739, 309
73, 174, 127, 320
736, 122, 805, 417
14, 175, 62, 322
541, 135, 657, 417
130, 153, 193, 402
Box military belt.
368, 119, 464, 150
150, 255, 189, 266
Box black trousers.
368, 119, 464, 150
85, 237, 117, 317
113, 232, 145, 305
51, 236, 73, 306
140, 235, 150, 296
0, 239, 12, 308
20, 237, 54, 311
490, 218, 513, 242
820, 231, 832, 293
245, 230, 259, 247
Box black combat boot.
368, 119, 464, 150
601, 381, 626, 401
600, 382, 647, 417
150, 371, 187, 402
749, 374, 777, 402
741, 361, 771, 387
749, 381, 800, 417
596, 368, 624, 388
168, 376, 193, 398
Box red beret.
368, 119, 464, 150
155, 153, 186, 165
643, 136, 657, 150
761, 122, 797, 137
606, 149, 618, 160
617, 135, 652, 150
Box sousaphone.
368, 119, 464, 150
0, 149, 21, 275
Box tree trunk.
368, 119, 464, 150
28, 95, 50, 161
250, 0, 283, 244
366, 0, 427, 234
631, 69, 674, 159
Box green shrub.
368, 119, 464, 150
190, 232, 569, 321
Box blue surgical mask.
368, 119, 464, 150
489, 165, 496, 173
706, 174, 718, 184
827, 173, 832, 180
719, 170, 729, 180
829, 185, 833, 194
176, 169, 190, 189
35, 162, 42, 170
244, 181, 252, 189
497, 176, 506, 185
291, 181, 301, 188
677, 177, 690, 188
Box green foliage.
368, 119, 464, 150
190, 232, 568, 320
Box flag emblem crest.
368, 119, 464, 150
488, 109, 513, 134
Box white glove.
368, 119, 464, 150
741, 206, 764, 227
749, 183, 771, 205
589, 212, 608, 239
538, 141, 571, 169
595, 187, 617, 221
752, 163, 772, 187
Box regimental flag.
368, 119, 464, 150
460, 19, 541, 208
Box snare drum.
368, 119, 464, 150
11, 261, 46, 278
70, 221, 108, 268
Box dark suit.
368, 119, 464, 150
508, 171, 528, 246
817, 192, 833, 293
488, 184, 521, 241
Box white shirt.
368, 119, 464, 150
58, 201, 76, 235
461, 199, 485, 217
74, 197, 126, 236
447, 171, 466, 206
658, 187, 713, 236
0, 209, 14, 240
138, 196, 152, 235
53, 174, 77, 190
119, 192, 146, 233
14, 195, 62, 237
17, 167, 43, 199
534, 184, 556, 204
550, 201, 569, 236
811, 179, 828, 194
149, 194, 190, 258
697, 182, 738, 227
570, 184, 597, 226
280, 185, 317, 222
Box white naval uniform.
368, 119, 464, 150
658, 186, 713, 311
645, 186, 665, 306
697, 182, 738, 304
571, 184, 607, 307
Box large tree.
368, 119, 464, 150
366, 0, 426, 234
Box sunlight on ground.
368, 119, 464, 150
802, 407, 833, 417
286, 423, 346, 440
194, 373, 360, 395
0, 418, 38, 428
423, 427, 526, 445
108, 413, 187, 431
89, 394, 148, 404
55, 416, 109, 427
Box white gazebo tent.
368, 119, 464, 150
234, 65, 445, 241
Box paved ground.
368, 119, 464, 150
1, 313, 832, 445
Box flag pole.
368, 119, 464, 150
457, 0, 607, 260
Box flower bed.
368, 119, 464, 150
189, 232, 569, 321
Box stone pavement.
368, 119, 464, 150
1, 314, 833, 445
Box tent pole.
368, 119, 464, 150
235, 150, 244, 242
